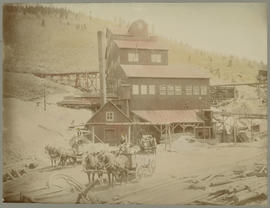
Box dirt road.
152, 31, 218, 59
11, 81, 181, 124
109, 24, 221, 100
3, 137, 267, 205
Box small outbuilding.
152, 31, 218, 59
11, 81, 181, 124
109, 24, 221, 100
85, 101, 132, 145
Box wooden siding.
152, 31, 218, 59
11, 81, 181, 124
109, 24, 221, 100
87, 102, 131, 145
119, 48, 168, 65
127, 77, 210, 110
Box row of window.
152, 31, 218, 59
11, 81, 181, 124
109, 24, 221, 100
128, 53, 162, 63
132, 84, 208, 96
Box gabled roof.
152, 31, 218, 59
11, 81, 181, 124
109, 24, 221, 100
114, 40, 168, 50
86, 101, 132, 125
132, 110, 204, 124
120, 65, 210, 79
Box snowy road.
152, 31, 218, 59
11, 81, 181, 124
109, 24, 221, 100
3, 138, 267, 205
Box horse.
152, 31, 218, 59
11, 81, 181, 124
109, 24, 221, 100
97, 151, 129, 187
58, 148, 77, 166
82, 152, 103, 184
44, 145, 60, 167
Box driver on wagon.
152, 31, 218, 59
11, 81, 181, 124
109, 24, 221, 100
119, 134, 128, 154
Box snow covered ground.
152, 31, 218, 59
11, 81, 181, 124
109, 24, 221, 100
3, 93, 93, 167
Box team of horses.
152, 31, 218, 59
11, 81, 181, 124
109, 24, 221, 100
44, 145, 78, 167
45, 145, 130, 187
82, 151, 130, 187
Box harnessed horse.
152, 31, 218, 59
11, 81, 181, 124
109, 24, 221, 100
82, 152, 104, 184
97, 151, 129, 187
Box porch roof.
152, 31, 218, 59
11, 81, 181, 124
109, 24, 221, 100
132, 110, 204, 124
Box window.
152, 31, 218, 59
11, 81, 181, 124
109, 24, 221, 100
167, 85, 174, 95
149, 85, 155, 95
193, 86, 200, 95
128, 53, 139, 62
132, 85, 139, 95
106, 112, 114, 121
141, 85, 147, 95
186, 85, 193, 95
201, 86, 208, 95
151, 54, 162, 63
160, 85, 167, 95
175, 85, 182, 95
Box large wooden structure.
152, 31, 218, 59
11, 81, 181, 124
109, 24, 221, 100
85, 19, 215, 146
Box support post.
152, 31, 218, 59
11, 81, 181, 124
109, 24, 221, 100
164, 125, 167, 151
160, 125, 163, 150
203, 123, 206, 143
92, 126, 95, 144
126, 99, 130, 118
75, 74, 80, 88
85, 72, 89, 90
128, 125, 131, 146
168, 125, 172, 150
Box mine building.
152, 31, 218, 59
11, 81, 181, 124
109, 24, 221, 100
86, 19, 214, 146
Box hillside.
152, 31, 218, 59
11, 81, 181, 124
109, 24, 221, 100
3, 5, 266, 84
3, 5, 111, 73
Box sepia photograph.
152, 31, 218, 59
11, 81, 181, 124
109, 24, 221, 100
2, 2, 268, 205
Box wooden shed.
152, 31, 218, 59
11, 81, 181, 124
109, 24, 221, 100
85, 101, 132, 145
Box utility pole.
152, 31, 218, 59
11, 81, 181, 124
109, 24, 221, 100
43, 81, 46, 111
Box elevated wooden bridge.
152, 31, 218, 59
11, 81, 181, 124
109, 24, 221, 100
33, 71, 100, 93
213, 111, 267, 120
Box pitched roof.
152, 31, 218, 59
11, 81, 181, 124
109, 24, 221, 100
132, 110, 204, 124
121, 65, 210, 79
86, 101, 132, 125
114, 40, 168, 50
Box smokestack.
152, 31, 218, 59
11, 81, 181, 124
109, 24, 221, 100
97, 30, 107, 106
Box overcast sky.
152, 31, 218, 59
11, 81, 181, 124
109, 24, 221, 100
53, 3, 267, 63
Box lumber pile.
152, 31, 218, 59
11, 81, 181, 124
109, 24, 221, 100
3, 168, 28, 182
187, 162, 267, 205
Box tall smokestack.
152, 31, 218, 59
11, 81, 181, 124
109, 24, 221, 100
97, 30, 107, 106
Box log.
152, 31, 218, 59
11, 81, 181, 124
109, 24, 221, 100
192, 200, 225, 205
259, 166, 266, 173
234, 186, 267, 205
188, 184, 206, 191
229, 185, 249, 193
210, 179, 233, 187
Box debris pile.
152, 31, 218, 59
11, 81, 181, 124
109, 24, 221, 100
187, 161, 267, 205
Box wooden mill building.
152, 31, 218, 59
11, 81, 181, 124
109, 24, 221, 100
86, 19, 214, 146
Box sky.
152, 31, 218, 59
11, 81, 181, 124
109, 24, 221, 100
53, 3, 267, 63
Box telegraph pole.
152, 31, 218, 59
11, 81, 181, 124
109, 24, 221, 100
43, 81, 46, 111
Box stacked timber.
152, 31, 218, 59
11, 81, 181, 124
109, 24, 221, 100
187, 161, 267, 205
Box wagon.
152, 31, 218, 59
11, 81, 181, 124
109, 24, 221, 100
122, 135, 157, 180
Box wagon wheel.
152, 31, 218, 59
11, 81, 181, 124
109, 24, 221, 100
136, 166, 144, 180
